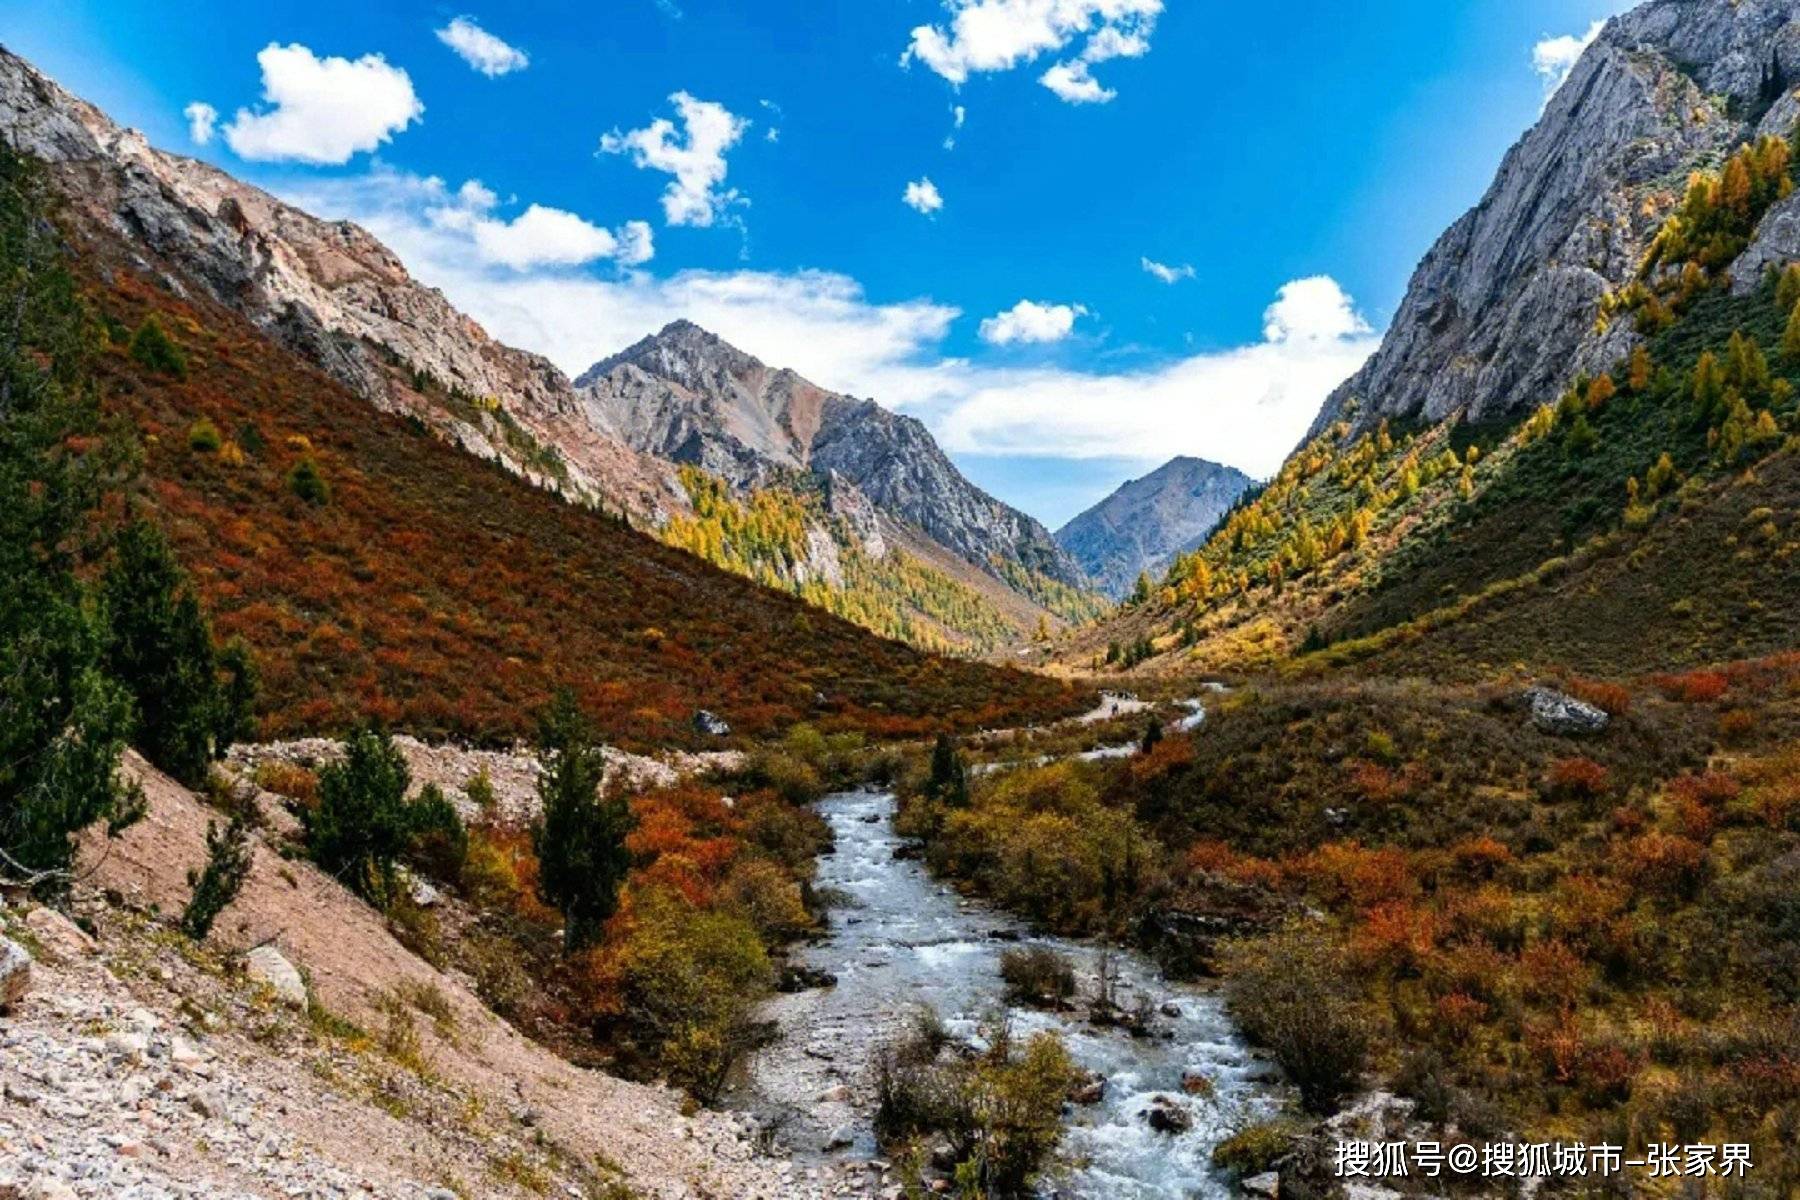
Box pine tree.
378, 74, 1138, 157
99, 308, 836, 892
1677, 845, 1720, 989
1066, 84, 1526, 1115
1140, 717, 1163, 754
533, 689, 635, 953
1782, 300, 1800, 363
102, 520, 255, 787
926, 733, 969, 809
305, 726, 415, 904
1778, 263, 1800, 313
0, 144, 140, 889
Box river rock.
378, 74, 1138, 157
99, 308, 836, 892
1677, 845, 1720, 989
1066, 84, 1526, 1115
245, 945, 307, 1008
1144, 1095, 1193, 1134
1, 937, 32, 1011
1525, 687, 1609, 736
1243, 1170, 1281, 1198
1181, 1070, 1214, 1098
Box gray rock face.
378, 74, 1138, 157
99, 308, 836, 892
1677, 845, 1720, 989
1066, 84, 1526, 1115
0, 47, 682, 522
579, 321, 1086, 589
0, 936, 32, 1011
1311, 0, 1800, 436
244, 946, 307, 1009
1055, 456, 1255, 598
1526, 687, 1611, 736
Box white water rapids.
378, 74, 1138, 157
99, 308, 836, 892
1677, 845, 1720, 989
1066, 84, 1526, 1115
730, 719, 1288, 1197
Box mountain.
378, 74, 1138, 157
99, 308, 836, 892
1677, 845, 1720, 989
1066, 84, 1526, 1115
578, 320, 1086, 588
1054, 457, 1255, 599
576, 320, 1104, 649
1063, 0, 1800, 679
0, 47, 1102, 656
0, 48, 1086, 743
1311, 0, 1798, 436
0, 45, 684, 523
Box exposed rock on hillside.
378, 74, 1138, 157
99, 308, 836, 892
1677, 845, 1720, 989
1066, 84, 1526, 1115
0, 45, 683, 521
1311, 0, 1800, 434
1056, 456, 1255, 598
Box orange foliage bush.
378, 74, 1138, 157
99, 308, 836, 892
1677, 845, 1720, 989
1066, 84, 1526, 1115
1184, 839, 1284, 890
1351, 900, 1439, 974
1520, 939, 1590, 1009
1653, 670, 1729, 703
1303, 841, 1417, 909
1567, 678, 1633, 717
1546, 756, 1611, 801
1346, 760, 1415, 806
1613, 830, 1708, 896
1715, 708, 1757, 744
1448, 835, 1513, 880
1432, 992, 1490, 1044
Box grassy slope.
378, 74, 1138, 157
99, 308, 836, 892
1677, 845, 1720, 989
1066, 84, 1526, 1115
79, 246, 1085, 748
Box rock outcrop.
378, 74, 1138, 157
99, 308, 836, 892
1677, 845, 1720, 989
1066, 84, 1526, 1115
1055, 456, 1255, 598
0, 46, 683, 522
1311, 0, 1800, 435
579, 320, 1086, 590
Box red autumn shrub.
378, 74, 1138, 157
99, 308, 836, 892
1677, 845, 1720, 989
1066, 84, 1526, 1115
1351, 900, 1439, 974
1347, 760, 1414, 805
1614, 830, 1708, 896
1567, 678, 1633, 717
1547, 756, 1611, 801
1715, 708, 1756, 745
1654, 670, 1729, 703
1305, 841, 1418, 909
1520, 939, 1590, 1009
1433, 991, 1490, 1043
1448, 835, 1513, 880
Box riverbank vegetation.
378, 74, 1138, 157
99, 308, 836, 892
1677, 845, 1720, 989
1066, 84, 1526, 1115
895, 664, 1800, 1186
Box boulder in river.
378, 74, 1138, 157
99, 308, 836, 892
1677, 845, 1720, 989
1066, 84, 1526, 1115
1144, 1095, 1193, 1134
1068, 1071, 1107, 1105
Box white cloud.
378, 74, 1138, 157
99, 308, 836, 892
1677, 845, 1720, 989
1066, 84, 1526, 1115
945, 104, 967, 149
284, 169, 1375, 482
903, 177, 945, 214
903, 0, 1161, 103
979, 299, 1087, 345
436, 16, 529, 77
1261, 275, 1371, 343
183, 101, 217, 145
1532, 20, 1605, 95
221, 43, 423, 164
321, 169, 652, 270
1040, 60, 1112, 103
1141, 256, 1194, 284
600, 92, 749, 227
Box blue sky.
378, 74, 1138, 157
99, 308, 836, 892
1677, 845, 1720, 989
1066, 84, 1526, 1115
3, 0, 1622, 525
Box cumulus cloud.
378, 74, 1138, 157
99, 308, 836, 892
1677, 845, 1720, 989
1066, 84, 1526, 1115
903, 0, 1160, 103
220, 44, 422, 165
1533, 20, 1605, 95
600, 92, 749, 227
1261, 275, 1371, 343
283, 170, 1374, 482
436, 16, 529, 77
944, 104, 967, 149
903, 177, 945, 214
183, 101, 217, 145
978, 299, 1087, 345
311, 169, 652, 270
1141, 256, 1194, 284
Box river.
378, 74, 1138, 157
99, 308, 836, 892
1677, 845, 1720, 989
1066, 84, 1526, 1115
730, 775, 1286, 1197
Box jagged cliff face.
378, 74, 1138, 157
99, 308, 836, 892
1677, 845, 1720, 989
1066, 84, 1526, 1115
1314, 0, 1800, 435
0, 47, 683, 520
1055, 457, 1255, 599
579, 321, 1087, 589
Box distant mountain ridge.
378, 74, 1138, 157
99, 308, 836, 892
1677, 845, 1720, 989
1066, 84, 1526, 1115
1055, 457, 1254, 599
577, 319, 1087, 591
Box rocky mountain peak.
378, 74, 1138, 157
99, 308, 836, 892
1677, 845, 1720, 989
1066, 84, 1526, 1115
1310, 0, 1800, 436
577, 324, 1087, 589
1055, 456, 1255, 599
